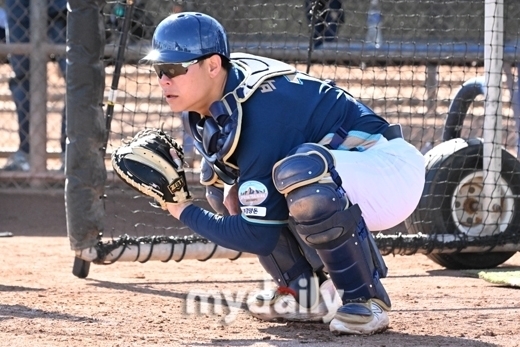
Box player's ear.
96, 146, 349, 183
206, 54, 223, 77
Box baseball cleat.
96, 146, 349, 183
247, 279, 342, 323
329, 299, 390, 335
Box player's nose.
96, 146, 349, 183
158, 74, 170, 85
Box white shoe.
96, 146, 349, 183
247, 279, 342, 323
329, 299, 389, 335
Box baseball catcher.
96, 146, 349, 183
119, 12, 426, 336
111, 128, 191, 210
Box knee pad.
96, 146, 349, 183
200, 159, 228, 215
200, 158, 223, 188
272, 143, 347, 224
204, 185, 229, 216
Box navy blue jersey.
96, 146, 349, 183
180, 55, 389, 255
225, 63, 389, 225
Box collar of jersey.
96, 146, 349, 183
223, 66, 245, 98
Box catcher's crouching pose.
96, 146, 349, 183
115, 12, 426, 336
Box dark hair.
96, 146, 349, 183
221, 56, 232, 71
199, 54, 231, 71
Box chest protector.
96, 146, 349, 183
182, 53, 296, 184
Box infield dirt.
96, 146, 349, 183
1, 191, 520, 347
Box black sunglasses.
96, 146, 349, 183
153, 60, 199, 79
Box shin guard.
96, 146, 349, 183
295, 204, 391, 308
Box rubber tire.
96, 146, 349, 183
405, 138, 519, 269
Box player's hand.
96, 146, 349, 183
166, 201, 192, 219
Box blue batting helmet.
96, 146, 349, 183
141, 12, 230, 64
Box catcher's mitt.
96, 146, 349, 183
111, 128, 192, 209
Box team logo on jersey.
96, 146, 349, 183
238, 181, 268, 206
259, 80, 276, 93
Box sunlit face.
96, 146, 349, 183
156, 55, 225, 115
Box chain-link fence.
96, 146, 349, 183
1, 0, 520, 188
2, 0, 520, 270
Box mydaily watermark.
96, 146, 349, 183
184, 276, 343, 324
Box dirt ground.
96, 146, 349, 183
0, 190, 519, 347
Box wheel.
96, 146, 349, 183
405, 138, 520, 269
